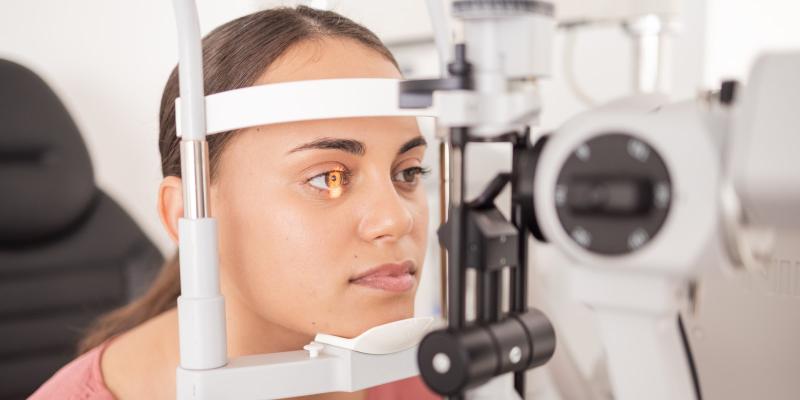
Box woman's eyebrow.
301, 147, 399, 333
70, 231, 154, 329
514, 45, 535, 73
287, 137, 366, 156
399, 136, 427, 155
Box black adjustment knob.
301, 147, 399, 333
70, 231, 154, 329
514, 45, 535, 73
720, 80, 739, 105
448, 43, 471, 77
515, 309, 556, 369
417, 309, 556, 396
417, 327, 497, 396
487, 317, 532, 374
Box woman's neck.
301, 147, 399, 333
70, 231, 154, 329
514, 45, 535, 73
103, 303, 364, 400
223, 289, 315, 356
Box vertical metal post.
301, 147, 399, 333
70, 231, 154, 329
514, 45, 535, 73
172, 0, 227, 371
479, 271, 501, 323
624, 14, 672, 93
447, 128, 468, 330
440, 141, 450, 318
180, 141, 210, 219
511, 131, 531, 397
444, 128, 469, 400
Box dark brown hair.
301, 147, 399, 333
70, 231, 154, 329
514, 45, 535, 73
79, 6, 398, 354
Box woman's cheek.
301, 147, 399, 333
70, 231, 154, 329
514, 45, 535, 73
412, 191, 430, 238
260, 198, 352, 283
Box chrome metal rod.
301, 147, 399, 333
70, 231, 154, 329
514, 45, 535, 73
624, 14, 671, 93
447, 128, 467, 329
180, 140, 211, 219
439, 140, 450, 318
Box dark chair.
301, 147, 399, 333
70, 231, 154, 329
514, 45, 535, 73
0, 60, 162, 399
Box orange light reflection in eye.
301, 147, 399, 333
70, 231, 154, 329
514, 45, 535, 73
326, 171, 344, 199
328, 187, 343, 199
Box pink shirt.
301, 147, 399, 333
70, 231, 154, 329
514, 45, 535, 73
30, 341, 439, 400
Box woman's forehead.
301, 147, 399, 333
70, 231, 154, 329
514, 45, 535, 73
239, 116, 422, 152
256, 36, 401, 85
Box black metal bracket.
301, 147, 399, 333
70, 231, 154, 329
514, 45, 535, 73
399, 43, 473, 109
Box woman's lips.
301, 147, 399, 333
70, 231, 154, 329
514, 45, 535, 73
350, 260, 416, 292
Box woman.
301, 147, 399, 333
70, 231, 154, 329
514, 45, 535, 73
32, 6, 438, 399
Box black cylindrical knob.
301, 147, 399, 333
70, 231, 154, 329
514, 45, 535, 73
487, 317, 532, 374
417, 326, 497, 396
515, 309, 556, 368
720, 80, 739, 105
448, 43, 471, 77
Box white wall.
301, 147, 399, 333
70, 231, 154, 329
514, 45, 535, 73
705, 0, 800, 85
0, 0, 265, 256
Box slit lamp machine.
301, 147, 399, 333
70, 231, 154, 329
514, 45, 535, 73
169, 0, 800, 399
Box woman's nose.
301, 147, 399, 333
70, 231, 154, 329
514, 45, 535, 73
356, 182, 415, 244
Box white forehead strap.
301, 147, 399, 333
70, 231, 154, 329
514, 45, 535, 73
175, 78, 437, 137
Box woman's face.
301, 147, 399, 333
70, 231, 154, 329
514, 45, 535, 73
210, 37, 429, 339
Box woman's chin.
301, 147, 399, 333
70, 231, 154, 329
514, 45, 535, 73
335, 308, 415, 339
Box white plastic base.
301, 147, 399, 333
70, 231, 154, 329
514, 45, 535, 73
176, 344, 418, 400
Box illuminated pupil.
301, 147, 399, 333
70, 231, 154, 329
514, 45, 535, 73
326, 171, 343, 188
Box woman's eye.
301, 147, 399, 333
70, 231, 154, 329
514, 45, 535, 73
392, 166, 431, 185
307, 170, 350, 198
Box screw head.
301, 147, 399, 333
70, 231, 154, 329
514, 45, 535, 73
509, 346, 522, 364
432, 353, 451, 374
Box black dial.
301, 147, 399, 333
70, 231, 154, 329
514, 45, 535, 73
555, 133, 672, 255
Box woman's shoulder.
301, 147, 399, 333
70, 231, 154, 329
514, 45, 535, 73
29, 342, 115, 400
367, 375, 440, 400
